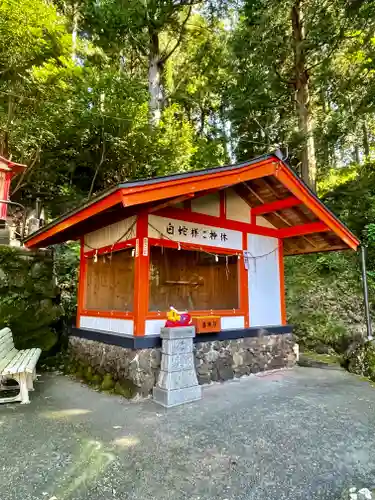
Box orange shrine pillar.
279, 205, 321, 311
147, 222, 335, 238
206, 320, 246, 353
133, 212, 149, 336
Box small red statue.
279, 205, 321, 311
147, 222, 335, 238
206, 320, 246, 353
165, 307, 192, 327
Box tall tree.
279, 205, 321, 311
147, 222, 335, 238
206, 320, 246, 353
0, 0, 70, 157
290, 0, 316, 188
227, 0, 375, 189
83, 0, 199, 126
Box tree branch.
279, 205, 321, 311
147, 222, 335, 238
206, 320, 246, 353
88, 133, 106, 199
11, 147, 41, 195
305, 33, 344, 73
160, 5, 192, 64
273, 63, 293, 86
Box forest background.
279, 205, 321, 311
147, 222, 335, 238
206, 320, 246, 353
2, 0, 375, 364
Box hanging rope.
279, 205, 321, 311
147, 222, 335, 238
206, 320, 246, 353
84, 215, 279, 263
84, 217, 137, 253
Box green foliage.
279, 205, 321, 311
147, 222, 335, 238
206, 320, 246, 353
226, 0, 375, 174
345, 341, 375, 382
54, 243, 80, 320
0, 0, 228, 217
0, 247, 62, 351
0, 0, 69, 79
285, 251, 365, 353
114, 380, 137, 398
301, 350, 342, 366
2, 0, 375, 366
101, 373, 114, 391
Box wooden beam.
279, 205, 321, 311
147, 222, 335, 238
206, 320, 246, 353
278, 222, 330, 239
250, 179, 318, 248
278, 239, 286, 325
76, 237, 86, 328
148, 194, 195, 213
275, 165, 359, 250
25, 190, 123, 249
153, 206, 280, 238
241, 182, 291, 229
251, 196, 302, 216
241, 232, 249, 328
284, 245, 348, 256
261, 176, 334, 248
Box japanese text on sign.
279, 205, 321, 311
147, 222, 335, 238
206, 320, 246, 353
148, 214, 243, 250
166, 222, 228, 243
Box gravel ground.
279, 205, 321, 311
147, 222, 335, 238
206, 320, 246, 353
0, 367, 375, 500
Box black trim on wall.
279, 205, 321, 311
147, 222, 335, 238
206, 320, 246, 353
69, 325, 294, 350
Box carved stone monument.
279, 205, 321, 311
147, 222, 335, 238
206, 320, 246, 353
153, 326, 202, 408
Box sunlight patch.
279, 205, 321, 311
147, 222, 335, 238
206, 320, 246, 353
43, 440, 115, 499
41, 409, 92, 419
113, 436, 139, 448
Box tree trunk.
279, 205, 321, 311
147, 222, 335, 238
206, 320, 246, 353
199, 106, 205, 135
320, 88, 330, 168
71, 2, 79, 62
363, 119, 370, 157
354, 144, 360, 164
1, 94, 13, 157
148, 30, 161, 127
291, 0, 317, 191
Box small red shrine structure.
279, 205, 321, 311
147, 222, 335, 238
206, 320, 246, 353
24, 152, 359, 348
0, 156, 26, 220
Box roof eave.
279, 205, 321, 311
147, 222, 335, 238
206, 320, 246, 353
275, 161, 359, 251
24, 154, 278, 248
23, 152, 360, 253
24, 187, 122, 248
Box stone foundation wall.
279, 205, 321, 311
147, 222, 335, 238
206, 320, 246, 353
195, 333, 297, 384
68, 337, 161, 397
68, 332, 297, 397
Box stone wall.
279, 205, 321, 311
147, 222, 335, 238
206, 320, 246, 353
195, 333, 297, 384
68, 336, 161, 397
0, 246, 61, 351
68, 332, 297, 397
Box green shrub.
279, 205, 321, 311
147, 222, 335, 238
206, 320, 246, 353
53, 242, 79, 321
285, 252, 367, 354
345, 341, 375, 381
101, 373, 114, 391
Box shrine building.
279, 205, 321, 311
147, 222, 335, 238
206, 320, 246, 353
23, 152, 360, 389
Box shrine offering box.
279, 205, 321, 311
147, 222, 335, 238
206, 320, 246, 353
192, 316, 221, 334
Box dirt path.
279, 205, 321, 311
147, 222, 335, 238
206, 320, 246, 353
0, 367, 374, 500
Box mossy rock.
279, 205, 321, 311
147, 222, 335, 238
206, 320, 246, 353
114, 380, 137, 399
346, 341, 375, 381
91, 374, 102, 386
75, 361, 86, 379
66, 360, 78, 374
75, 369, 85, 379
84, 366, 94, 382
101, 373, 115, 391
0, 247, 62, 355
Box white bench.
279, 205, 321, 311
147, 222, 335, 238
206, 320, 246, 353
0, 327, 41, 404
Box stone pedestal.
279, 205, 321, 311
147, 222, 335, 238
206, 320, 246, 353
153, 326, 202, 408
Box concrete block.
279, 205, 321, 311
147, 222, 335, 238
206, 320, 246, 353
157, 369, 199, 391
161, 353, 194, 372
160, 326, 195, 340
153, 385, 202, 408
161, 338, 193, 355
153, 326, 202, 407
